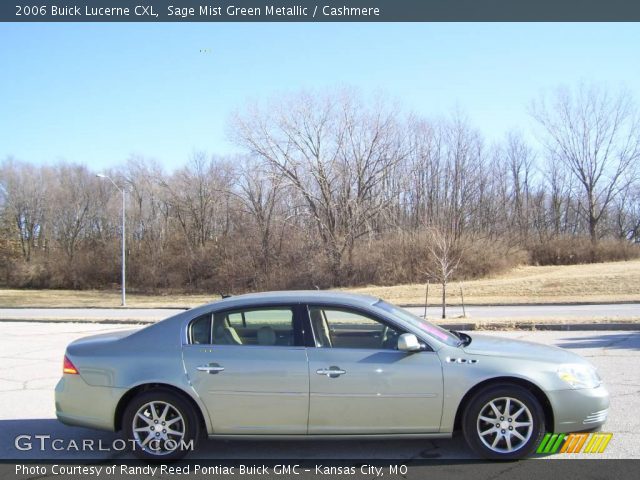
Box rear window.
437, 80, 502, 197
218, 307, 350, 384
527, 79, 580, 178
189, 314, 212, 344
187, 307, 296, 347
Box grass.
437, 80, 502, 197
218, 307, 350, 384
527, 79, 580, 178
0, 290, 217, 308
0, 259, 639, 308
344, 259, 640, 305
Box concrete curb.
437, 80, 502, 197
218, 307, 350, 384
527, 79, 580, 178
399, 300, 640, 308
439, 321, 640, 331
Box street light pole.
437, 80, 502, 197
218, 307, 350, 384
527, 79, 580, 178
97, 174, 126, 306
120, 184, 126, 307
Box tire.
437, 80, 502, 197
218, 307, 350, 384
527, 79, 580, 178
462, 384, 546, 460
123, 389, 200, 461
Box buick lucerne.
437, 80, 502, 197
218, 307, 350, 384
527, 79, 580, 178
55, 291, 609, 460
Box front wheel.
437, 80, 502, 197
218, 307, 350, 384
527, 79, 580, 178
123, 389, 200, 461
462, 384, 546, 460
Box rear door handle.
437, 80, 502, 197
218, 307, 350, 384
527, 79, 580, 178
197, 363, 224, 374
316, 366, 346, 378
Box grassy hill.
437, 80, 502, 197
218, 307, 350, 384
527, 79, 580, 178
345, 259, 640, 305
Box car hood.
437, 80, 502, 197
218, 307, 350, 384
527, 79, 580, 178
462, 333, 584, 364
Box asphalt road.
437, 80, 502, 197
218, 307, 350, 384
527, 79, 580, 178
0, 303, 639, 323
0, 322, 637, 460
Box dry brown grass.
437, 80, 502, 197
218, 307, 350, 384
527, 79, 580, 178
0, 259, 638, 308
343, 259, 640, 305
0, 290, 219, 308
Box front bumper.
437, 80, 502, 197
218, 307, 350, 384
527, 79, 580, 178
55, 375, 126, 431
546, 383, 609, 433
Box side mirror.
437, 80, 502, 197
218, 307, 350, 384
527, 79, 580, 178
397, 333, 422, 352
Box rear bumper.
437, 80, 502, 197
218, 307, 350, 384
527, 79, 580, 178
55, 375, 126, 432
547, 384, 609, 433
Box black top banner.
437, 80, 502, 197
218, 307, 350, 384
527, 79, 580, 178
3, 0, 640, 22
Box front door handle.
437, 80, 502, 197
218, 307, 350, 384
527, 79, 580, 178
197, 363, 224, 374
316, 366, 347, 378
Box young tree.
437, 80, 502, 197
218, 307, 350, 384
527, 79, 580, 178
424, 226, 462, 319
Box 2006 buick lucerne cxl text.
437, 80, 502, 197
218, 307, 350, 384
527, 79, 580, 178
55, 291, 609, 460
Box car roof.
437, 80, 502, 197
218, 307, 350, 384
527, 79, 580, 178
202, 290, 381, 310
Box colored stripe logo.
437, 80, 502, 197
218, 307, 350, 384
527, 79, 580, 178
537, 433, 612, 454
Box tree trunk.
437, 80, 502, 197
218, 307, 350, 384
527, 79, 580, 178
441, 281, 446, 319
589, 215, 598, 246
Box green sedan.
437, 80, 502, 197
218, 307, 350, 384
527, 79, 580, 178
55, 291, 608, 460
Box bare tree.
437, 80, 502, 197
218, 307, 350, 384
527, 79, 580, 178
423, 226, 462, 319
0, 158, 49, 261
162, 152, 235, 249
505, 132, 535, 242
1, 86, 639, 293
233, 91, 405, 284
234, 156, 286, 284
123, 156, 173, 289
49, 164, 98, 262
613, 181, 640, 243
532, 84, 640, 245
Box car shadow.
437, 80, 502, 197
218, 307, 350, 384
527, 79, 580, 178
554, 332, 640, 350
0, 418, 473, 461
196, 435, 472, 460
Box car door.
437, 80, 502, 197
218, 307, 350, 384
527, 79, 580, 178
182, 304, 309, 434
306, 305, 444, 434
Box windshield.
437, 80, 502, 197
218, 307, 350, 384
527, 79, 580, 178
374, 300, 461, 347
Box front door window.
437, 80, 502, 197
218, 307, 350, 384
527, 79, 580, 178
308, 306, 403, 350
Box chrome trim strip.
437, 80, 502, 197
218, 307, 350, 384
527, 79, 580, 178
310, 392, 438, 398
207, 390, 307, 397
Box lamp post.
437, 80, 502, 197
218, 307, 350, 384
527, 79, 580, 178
97, 174, 126, 307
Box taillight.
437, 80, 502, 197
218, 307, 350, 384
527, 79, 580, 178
63, 355, 78, 375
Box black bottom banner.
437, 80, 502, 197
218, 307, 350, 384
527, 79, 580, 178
2, 460, 638, 480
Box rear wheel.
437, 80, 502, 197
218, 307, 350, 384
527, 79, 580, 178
123, 390, 200, 461
462, 384, 545, 460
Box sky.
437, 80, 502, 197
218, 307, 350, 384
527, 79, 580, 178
1, 22, 639, 172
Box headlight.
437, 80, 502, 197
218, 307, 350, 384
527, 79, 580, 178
557, 364, 601, 389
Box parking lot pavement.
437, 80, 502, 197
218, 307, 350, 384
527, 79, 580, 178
0, 322, 637, 460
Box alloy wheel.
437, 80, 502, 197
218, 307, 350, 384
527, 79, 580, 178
476, 396, 533, 453
131, 400, 186, 456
